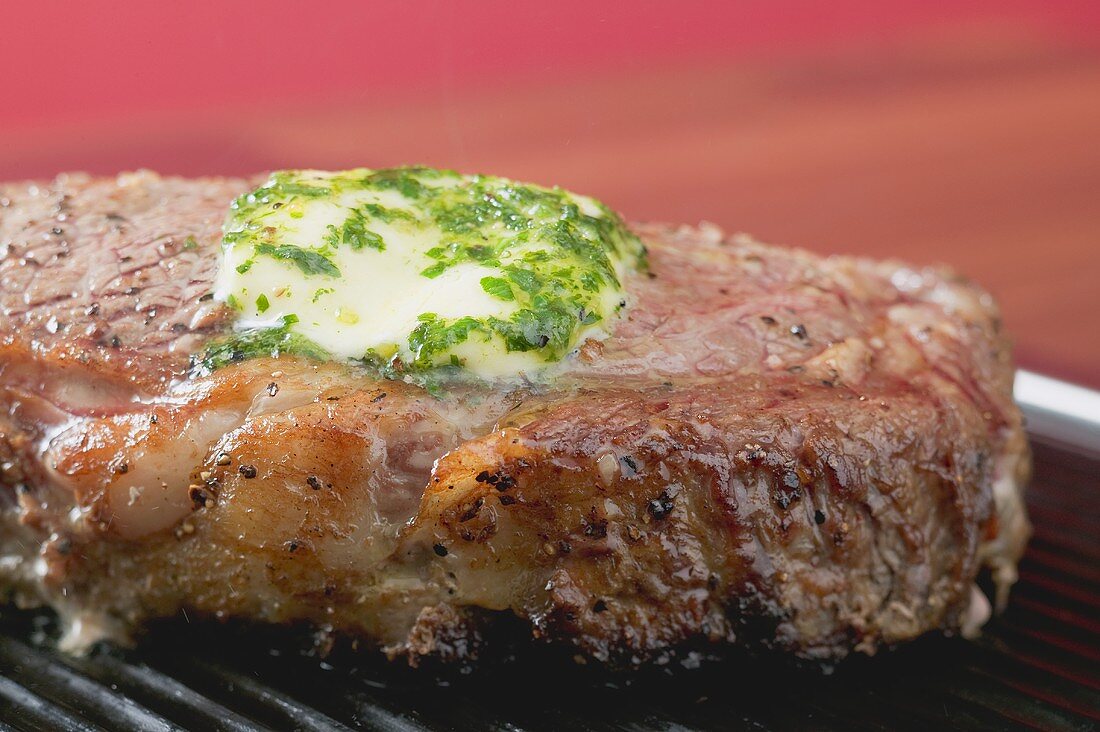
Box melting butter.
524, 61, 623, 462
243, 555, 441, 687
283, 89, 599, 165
209, 167, 645, 380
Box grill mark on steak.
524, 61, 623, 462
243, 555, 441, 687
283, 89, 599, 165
0, 172, 1030, 667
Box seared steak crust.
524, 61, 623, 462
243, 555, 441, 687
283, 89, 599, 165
0, 172, 1029, 665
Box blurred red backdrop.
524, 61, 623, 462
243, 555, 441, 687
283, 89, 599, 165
2, 1, 1098, 385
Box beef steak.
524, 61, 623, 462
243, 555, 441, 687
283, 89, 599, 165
0, 172, 1030, 665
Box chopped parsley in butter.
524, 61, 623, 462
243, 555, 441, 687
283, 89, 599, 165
202, 167, 646, 380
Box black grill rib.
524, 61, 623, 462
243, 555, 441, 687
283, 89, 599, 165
0, 636, 178, 731
0, 674, 107, 732
0, 438, 1096, 731
1012, 595, 1100, 638
944, 678, 1094, 732
64, 654, 271, 732
1021, 545, 1100, 586
153, 655, 355, 732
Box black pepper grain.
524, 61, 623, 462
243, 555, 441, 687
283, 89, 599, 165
188, 485, 211, 509
238, 464, 257, 479
648, 495, 675, 520
459, 498, 484, 522
620, 455, 639, 476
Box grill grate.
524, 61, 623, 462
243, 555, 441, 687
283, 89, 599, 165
2, 437, 1097, 732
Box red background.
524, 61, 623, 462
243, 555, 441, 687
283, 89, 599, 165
2, 2, 1099, 385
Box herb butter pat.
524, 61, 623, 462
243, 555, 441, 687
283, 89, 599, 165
211, 167, 646, 379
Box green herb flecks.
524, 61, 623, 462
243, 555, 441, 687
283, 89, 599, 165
421, 240, 501, 278
255, 243, 340, 277
360, 202, 416, 224
480, 276, 515, 301
361, 167, 438, 199
190, 315, 329, 378
324, 209, 385, 252
230, 171, 332, 220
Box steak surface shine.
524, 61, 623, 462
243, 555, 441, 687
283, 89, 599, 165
0, 172, 1030, 665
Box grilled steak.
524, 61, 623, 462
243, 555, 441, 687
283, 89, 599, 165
0, 172, 1030, 665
